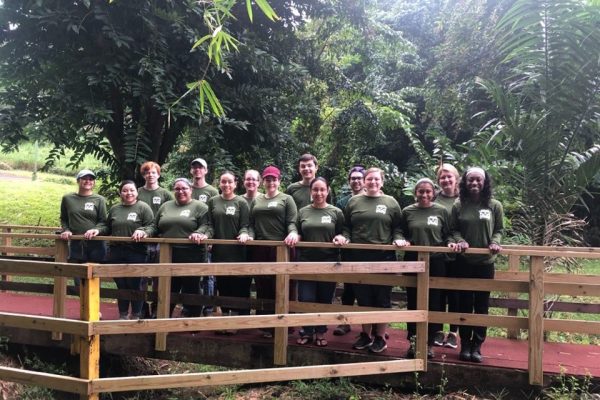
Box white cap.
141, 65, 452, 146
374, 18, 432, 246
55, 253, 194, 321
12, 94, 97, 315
465, 167, 486, 179
76, 169, 96, 180
190, 158, 208, 168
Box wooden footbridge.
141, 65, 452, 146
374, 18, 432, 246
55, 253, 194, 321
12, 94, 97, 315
0, 225, 599, 399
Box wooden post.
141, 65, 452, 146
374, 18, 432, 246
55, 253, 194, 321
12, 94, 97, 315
79, 272, 100, 400
528, 256, 544, 386
274, 245, 290, 366
506, 254, 520, 339
155, 243, 172, 351
416, 252, 429, 370
1, 227, 12, 284
52, 239, 69, 340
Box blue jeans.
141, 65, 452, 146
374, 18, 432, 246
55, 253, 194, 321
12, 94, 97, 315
298, 280, 336, 335
107, 246, 146, 317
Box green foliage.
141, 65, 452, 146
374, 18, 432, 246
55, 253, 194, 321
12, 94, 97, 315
543, 368, 594, 400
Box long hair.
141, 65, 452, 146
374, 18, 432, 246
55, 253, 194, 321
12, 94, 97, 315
458, 170, 493, 206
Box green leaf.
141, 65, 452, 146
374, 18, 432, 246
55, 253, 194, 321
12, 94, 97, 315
246, 0, 253, 22
255, 0, 279, 21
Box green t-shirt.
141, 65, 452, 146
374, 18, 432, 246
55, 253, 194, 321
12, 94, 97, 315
192, 184, 219, 203
60, 192, 107, 234
434, 192, 458, 212
105, 201, 155, 252
206, 195, 249, 262
154, 200, 209, 257
400, 203, 450, 258
137, 186, 174, 216
335, 193, 352, 211
342, 194, 403, 244
249, 193, 298, 240
286, 182, 311, 210
449, 198, 504, 265
297, 204, 344, 261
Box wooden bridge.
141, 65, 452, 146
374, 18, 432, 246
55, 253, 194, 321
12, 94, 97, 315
0, 225, 599, 399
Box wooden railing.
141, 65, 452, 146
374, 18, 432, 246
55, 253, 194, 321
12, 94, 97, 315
0, 234, 429, 400
0, 228, 599, 398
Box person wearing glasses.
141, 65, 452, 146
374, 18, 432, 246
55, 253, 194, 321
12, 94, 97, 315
153, 178, 210, 318
333, 165, 366, 336
242, 169, 261, 205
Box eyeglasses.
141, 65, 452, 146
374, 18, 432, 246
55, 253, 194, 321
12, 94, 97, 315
244, 178, 259, 182
174, 187, 190, 192
350, 176, 363, 181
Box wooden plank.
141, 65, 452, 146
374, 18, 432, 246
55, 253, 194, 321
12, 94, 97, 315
528, 256, 544, 386
274, 245, 290, 366
53, 240, 69, 341
545, 282, 600, 296
415, 252, 429, 368
0, 312, 88, 335
91, 311, 427, 335
0, 259, 89, 278
429, 277, 528, 292
507, 254, 521, 339
290, 302, 385, 313
0, 366, 88, 395
90, 359, 424, 393
428, 311, 528, 330
0, 246, 56, 256
91, 261, 425, 278
155, 243, 172, 352
0, 224, 60, 231
294, 273, 416, 287
79, 277, 100, 400
544, 319, 600, 335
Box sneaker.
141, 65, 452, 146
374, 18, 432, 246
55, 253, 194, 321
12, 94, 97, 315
369, 336, 387, 353
352, 332, 374, 350
427, 346, 434, 359
433, 331, 446, 347
444, 332, 458, 349
333, 324, 351, 336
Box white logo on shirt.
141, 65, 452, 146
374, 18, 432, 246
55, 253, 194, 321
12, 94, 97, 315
375, 205, 387, 214
427, 216, 439, 226
180, 210, 191, 217
127, 213, 137, 221
198, 194, 208, 203
84, 202, 94, 211
479, 209, 491, 220
321, 215, 332, 224
267, 201, 278, 208
152, 197, 161, 205
226, 206, 236, 216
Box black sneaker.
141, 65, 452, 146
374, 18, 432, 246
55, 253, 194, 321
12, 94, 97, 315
433, 331, 446, 347
352, 332, 374, 350
369, 336, 388, 353
445, 332, 458, 349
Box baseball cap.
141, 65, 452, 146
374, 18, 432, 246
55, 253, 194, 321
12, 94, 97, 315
190, 158, 208, 168
76, 169, 96, 180
262, 165, 281, 179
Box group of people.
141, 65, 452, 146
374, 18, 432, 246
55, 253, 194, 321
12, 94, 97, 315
58, 154, 503, 363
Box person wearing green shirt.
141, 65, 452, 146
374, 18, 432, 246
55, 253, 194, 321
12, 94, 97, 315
137, 161, 174, 318
448, 167, 504, 363
248, 165, 298, 337
432, 163, 461, 350
59, 169, 107, 288
286, 153, 319, 210
242, 169, 261, 206
296, 177, 345, 347
333, 165, 366, 337
88, 181, 154, 319
207, 171, 251, 328
189, 157, 219, 315
154, 178, 211, 318
334, 167, 404, 354
397, 178, 451, 359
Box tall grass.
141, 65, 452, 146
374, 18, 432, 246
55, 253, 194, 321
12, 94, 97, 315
1, 142, 103, 176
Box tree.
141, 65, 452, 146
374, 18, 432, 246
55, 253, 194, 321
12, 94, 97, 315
0, 0, 275, 184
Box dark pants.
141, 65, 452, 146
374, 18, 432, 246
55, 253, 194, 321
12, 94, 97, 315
345, 249, 395, 308
405, 253, 445, 344
456, 256, 495, 344
69, 240, 106, 287
249, 246, 278, 315
170, 246, 205, 317
217, 276, 252, 315
107, 246, 146, 317
340, 249, 356, 306
442, 260, 460, 333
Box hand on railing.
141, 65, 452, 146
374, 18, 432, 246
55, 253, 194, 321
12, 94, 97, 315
394, 239, 410, 247
59, 230, 72, 240
284, 232, 299, 247
131, 230, 148, 242
189, 233, 208, 245
448, 241, 469, 253
83, 229, 100, 240
237, 233, 251, 244
332, 235, 348, 246
489, 243, 502, 254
